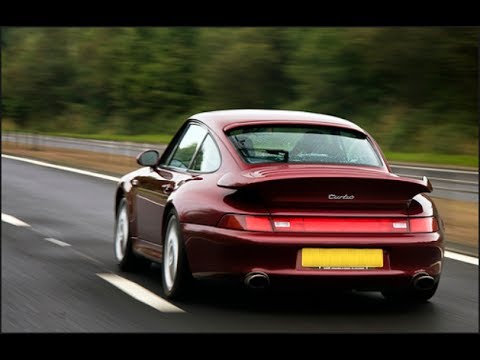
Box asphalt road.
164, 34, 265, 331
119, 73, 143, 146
3, 132, 478, 201
2, 157, 478, 332
391, 164, 478, 202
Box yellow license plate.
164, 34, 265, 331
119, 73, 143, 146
301, 248, 383, 268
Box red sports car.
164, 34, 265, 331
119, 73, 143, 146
113, 110, 444, 302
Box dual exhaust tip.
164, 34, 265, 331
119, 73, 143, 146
244, 272, 270, 289
244, 271, 435, 291
412, 272, 436, 291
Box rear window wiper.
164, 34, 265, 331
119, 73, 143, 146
264, 149, 289, 162
232, 135, 250, 158
243, 148, 289, 163
231, 136, 289, 162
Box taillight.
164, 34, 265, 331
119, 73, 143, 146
218, 214, 439, 233
272, 218, 409, 233
218, 214, 272, 232
409, 217, 439, 233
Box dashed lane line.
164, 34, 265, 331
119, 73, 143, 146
97, 273, 186, 313
1, 209, 184, 312
1, 213, 30, 227
44, 237, 71, 247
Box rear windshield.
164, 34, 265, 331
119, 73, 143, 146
227, 125, 383, 167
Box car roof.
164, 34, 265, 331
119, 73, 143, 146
190, 109, 365, 133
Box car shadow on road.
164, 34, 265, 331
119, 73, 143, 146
131, 264, 436, 317
191, 281, 435, 315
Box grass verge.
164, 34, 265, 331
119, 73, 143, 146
430, 197, 478, 252
2, 142, 140, 177
384, 152, 478, 169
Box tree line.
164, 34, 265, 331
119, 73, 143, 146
1, 27, 478, 155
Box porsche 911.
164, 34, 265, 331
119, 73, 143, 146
113, 110, 444, 302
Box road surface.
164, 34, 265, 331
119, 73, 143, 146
2, 157, 478, 332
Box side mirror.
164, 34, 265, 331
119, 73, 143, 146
137, 149, 160, 167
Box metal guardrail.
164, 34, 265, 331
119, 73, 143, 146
2, 132, 478, 202
2, 132, 163, 157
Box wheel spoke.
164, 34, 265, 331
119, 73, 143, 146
164, 218, 179, 292
115, 206, 128, 262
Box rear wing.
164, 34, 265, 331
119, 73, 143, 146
217, 167, 432, 202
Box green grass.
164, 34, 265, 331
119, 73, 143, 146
384, 152, 478, 169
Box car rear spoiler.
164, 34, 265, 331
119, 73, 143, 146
218, 168, 432, 191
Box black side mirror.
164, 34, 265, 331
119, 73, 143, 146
137, 149, 160, 167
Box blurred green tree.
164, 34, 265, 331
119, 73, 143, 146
1, 27, 477, 156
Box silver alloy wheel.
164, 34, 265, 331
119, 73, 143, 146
115, 204, 128, 262
163, 217, 179, 292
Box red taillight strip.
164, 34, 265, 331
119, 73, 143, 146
244, 216, 272, 232
218, 214, 439, 233
273, 217, 409, 233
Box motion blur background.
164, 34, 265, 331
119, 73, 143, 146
1, 27, 478, 166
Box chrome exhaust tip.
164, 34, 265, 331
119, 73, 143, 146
412, 273, 435, 291
244, 272, 270, 289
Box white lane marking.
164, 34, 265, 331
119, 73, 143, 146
431, 186, 478, 194
97, 273, 185, 313
1, 154, 120, 182
391, 164, 477, 175
44, 237, 71, 247
395, 173, 478, 185
4, 154, 479, 266
1, 213, 30, 227
70, 248, 107, 267
445, 251, 478, 266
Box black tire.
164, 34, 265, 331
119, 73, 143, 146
114, 198, 149, 272
161, 209, 193, 299
382, 282, 439, 303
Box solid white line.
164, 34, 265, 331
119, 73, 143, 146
395, 173, 478, 185
44, 237, 71, 247
1, 213, 30, 227
391, 164, 477, 175
97, 273, 185, 313
431, 186, 478, 194
445, 251, 478, 266
426, 176, 477, 185
1, 154, 120, 182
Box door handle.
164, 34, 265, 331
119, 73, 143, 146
185, 176, 203, 183
177, 176, 203, 187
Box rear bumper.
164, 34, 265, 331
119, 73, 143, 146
182, 223, 444, 289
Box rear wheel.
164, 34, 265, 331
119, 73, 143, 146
114, 198, 149, 271
162, 210, 192, 299
382, 282, 439, 303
